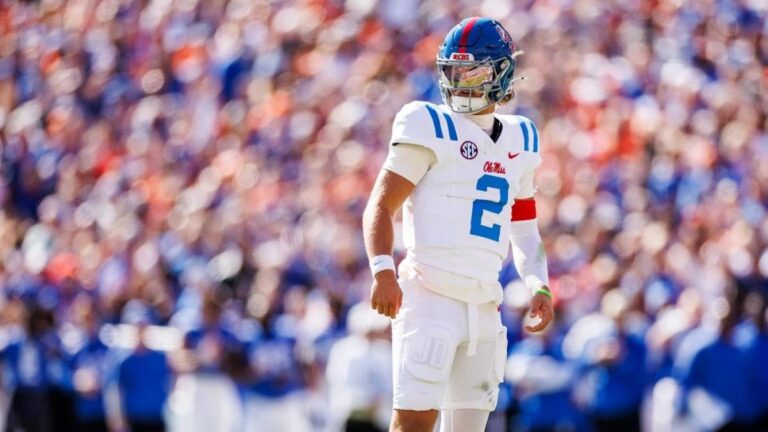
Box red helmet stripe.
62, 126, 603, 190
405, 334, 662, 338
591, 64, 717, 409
457, 17, 480, 53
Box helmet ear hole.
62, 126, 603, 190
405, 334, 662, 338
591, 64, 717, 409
499, 90, 515, 106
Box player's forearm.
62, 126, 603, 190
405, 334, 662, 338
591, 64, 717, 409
363, 169, 415, 259
509, 219, 550, 292
363, 200, 395, 258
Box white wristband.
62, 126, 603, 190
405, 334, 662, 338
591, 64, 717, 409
370, 255, 396, 275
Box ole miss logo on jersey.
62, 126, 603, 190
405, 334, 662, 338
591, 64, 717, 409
483, 161, 506, 174
460, 141, 478, 159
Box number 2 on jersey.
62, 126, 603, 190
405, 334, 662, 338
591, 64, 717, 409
470, 174, 509, 242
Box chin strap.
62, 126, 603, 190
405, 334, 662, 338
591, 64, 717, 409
450, 95, 493, 114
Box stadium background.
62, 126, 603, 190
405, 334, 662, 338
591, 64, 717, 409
0, 0, 767, 431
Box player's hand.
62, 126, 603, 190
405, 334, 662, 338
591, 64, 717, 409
370, 271, 402, 319
525, 288, 554, 333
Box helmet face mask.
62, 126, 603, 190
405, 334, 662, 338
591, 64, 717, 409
437, 56, 513, 114
436, 18, 519, 114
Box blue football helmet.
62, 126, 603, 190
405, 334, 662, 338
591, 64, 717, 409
437, 17, 522, 114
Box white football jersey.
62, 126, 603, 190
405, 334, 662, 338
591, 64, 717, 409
390, 101, 542, 286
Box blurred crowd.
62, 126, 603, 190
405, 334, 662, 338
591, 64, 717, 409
0, 0, 767, 431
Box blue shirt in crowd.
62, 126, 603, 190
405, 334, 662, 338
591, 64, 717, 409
2, 337, 48, 389
1, 332, 65, 390
745, 332, 768, 415
735, 323, 768, 417
71, 337, 109, 421
509, 337, 591, 431
184, 324, 245, 375
580, 334, 648, 418
247, 330, 305, 398
118, 349, 171, 422
675, 326, 763, 424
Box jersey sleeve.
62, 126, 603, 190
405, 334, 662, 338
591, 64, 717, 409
506, 115, 543, 223
509, 119, 549, 293
513, 115, 543, 198
515, 169, 535, 199
516, 116, 543, 172
389, 101, 442, 156
382, 143, 436, 186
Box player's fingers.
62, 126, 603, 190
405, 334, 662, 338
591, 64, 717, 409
540, 309, 552, 326
377, 304, 386, 316
385, 291, 399, 318
385, 304, 395, 319
539, 308, 554, 328
525, 320, 548, 333
529, 298, 541, 318
526, 311, 551, 333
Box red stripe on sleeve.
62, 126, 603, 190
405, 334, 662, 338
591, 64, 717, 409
511, 198, 537, 221
457, 18, 479, 53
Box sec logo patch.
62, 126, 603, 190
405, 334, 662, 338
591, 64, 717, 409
460, 141, 478, 160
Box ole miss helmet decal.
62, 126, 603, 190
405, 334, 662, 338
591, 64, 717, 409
495, 24, 516, 52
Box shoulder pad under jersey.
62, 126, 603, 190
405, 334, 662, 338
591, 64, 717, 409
498, 114, 543, 172
389, 101, 460, 154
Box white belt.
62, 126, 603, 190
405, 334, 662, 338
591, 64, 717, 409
398, 258, 504, 305
467, 303, 479, 357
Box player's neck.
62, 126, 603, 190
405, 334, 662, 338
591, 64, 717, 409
462, 105, 496, 132
474, 105, 496, 116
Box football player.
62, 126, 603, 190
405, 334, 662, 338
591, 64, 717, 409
362, 17, 554, 432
